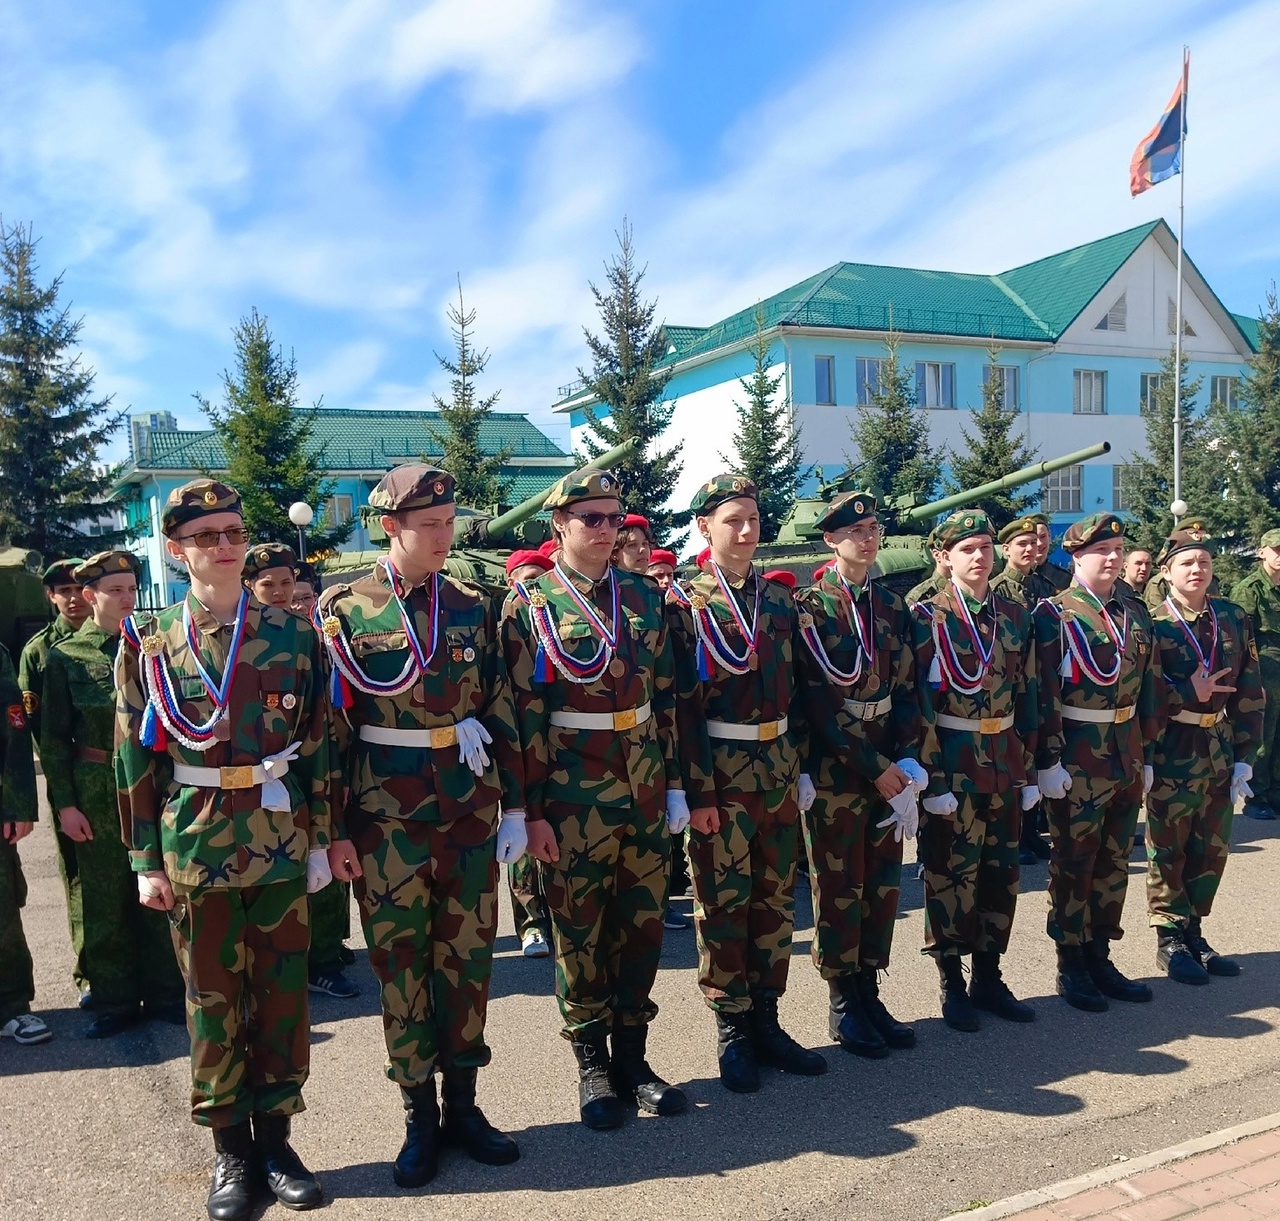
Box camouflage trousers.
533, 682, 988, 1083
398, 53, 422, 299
170, 875, 310, 1128
688, 787, 799, 1013
52, 824, 86, 990
1045, 770, 1142, 946
537, 797, 667, 1040
0, 836, 35, 1026
1252, 652, 1280, 807
308, 879, 350, 974
509, 852, 550, 938
802, 787, 903, 977
350, 811, 498, 1087
1146, 768, 1233, 928
920, 790, 1019, 957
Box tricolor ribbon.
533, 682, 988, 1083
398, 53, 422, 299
517, 564, 622, 685
676, 562, 761, 677
923, 582, 994, 695
799, 574, 874, 689
1057, 579, 1129, 686
1164, 595, 1219, 677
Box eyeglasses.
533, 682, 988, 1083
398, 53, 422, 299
566, 510, 627, 530
177, 527, 251, 549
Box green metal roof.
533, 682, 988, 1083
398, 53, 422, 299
1232, 312, 1262, 351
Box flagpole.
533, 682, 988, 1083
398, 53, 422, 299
1172, 46, 1189, 517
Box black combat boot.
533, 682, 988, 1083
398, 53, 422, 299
969, 951, 1035, 1022
1186, 917, 1240, 977
570, 1035, 625, 1130
610, 1024, 687, 1116
251, 1113, 322, 1210
393, 1080, 440, 1188
936, 954, 980, 1032
715, 1011, 760, 1093
1083, 939, 1153, 1002
1156, 926, 1210, 985
440, 1067, 519, 1165
856, 967, 916, 1049
749, 991, 828, 1076
1056, 945, 1108, 1011
206, 1122, 256, 1221
827, 974, 890, 1057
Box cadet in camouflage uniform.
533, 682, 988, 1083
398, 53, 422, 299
1148, 518, 1264, 984
795, 491, 929, 1058
116, 479, 330, 1221
42, 551, 184, 1038
19, 557, 89, 999
1033, 514, 1072, 593
904, 527, 947, 606
1229, 528, 1280, 820
914, 509, 1039, 1032
669, 474, 827, 1092
322, 466, 525, 1187
1032, 514, 1162, 1013
503, 467, 690, 1130
290, 561, 319, 618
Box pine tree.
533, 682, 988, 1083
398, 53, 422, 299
722, 308, 805, 542
429, 278, 511, 507
577, 219, 683, 542
943, 344, 1039, 529
197, 309, 352, 552
0, 220, 125, 556
848, 329, 942, 532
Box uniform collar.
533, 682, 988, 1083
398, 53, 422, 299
186, 589, 255, 634
75, 619, 117, 644
1168, 591, 1212, 622
557, 560, 611, 594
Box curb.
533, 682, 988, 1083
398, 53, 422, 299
950, 1110, 1280, 1220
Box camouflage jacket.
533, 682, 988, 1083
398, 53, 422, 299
502, 565, 683, 821
1150, 594, 1264, 778
913, 583, 1037, 795
115, 593, 331, 890
1032, 582, 1163, 781
0, 644, 36, 823
795, 569, 930, 794
904, 571, 945, 606
1230, 566, 1280, 654
319, 569, 524, 835
18, 614, 74, 745
990, 565, 1056, 610
668, 566, 802, 806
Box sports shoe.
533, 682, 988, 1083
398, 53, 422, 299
520, 928, 550, 958
308, 969, 359, 998
662, 906, 690, 930
0, 1013, 52, 1045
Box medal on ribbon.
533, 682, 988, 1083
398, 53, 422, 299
1164, 595, 1219, 678
674, 562, 761, 679
924, 581, 994, 694
518, 564, 623, 685
1058, 579, 1128, 686
799, 573, 874, 688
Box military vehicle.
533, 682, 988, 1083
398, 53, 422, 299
0, 545, 54, 656
319, 436, 642, 590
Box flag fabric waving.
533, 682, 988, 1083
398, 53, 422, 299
1130, 55, 1189, 197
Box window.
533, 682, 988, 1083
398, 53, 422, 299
915, 361, 955, 409
1167, 297, 1196, 336
324, 494, 354, 526
1073, 369, 1107, 415
983, 364, 1020, 411
1095, 292, 1127, 332
814, 356, 835, 405
1112, 464, 1138, 512
1042, 465, 1082, 514
1211, 375, 1240, 409
855, 358, 887, 406
1140, 372, 1163, 414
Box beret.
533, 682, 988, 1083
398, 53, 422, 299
815, 491, 878, 534
1062, 512, 1126, 553
690, 473, 757, 516
73, 550, 140, 587
814, 560, 834, 580
42, 558, 85, 587
162, 479, 242, 536
647, 549, 678, 569
1027, 513, 1050, 527
695, 547, 711, 569
243, 542, 298, 579
997, 515, 1040, 544
763, 569, 797, 589
933, 508, 994, 550
505, 549, 554, 577
368, 464, 455, 513
537, 538, 560, 558
1259, 528, 1280, 550
622, 513, 651, 532
1158, 516, 1216, 566
543, 467, 622, 510
293, 560, 319, 587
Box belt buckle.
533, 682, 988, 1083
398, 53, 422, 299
758, 720, 779, 742
1116, 705, 1135, 724
613, 708, 638, 731
219, 765, 256, 790
430, 725, 458, 749
979, 717, 1003, 735
1199, 712, 1217, 729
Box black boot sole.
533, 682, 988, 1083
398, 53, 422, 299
393, 1164, 438, 1190
1203, 960, 1241, 977
636, 1087, 688, 1116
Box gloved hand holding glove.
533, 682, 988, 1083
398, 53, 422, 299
895, 758, 929, 791
921, 792, 959, 818
306, 847, 333, 894
796, 773, 817, 813
1036, 762, 1072, 801
1231, 762, 1254, 807
456, 717, 494, 777
666, 789, 691, 834
877, 786, 920, 842
496, 811, 528, 863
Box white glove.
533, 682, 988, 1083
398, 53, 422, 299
921, 792, 959, 818
455, 717, 493, 777
137, 871, 168, 902
1143, 765, 1154, 795
1231, 762, 1254, 807
1036, 763, 1072, 801
260, 740, 302, 812
796, 773, 817, 813
896, 758, 929, 790
495, 811, 528, 863
306, 847, 333, 894
877, 787, 920, 842
1020, 785, 1041, 810
666, 789, 691, 835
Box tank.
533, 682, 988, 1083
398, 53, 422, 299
748, 442, 1113, 594
0, 546, 52, 656
319, 436, 642, 590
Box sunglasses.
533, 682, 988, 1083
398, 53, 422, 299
177, 527, 251, 549
566, 510, 627, 530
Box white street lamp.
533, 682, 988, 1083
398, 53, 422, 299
288, 502, 314, 559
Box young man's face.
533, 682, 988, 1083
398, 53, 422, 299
1165, 549, 1214, 600
1123, 550, 1152, 588
291, 581, 317, 615
948, 535, 994, 588
700, 498, 760, 566
646, 563, 674, 591
47, 581, 89, 625
164, 512, 250, 587
1002, 534, 1037, 574
384, 503, 456, 576
247, 566, 297, 609
1073, 539, 1124, 589
84, 574, 137, 629
1034, 523, 1052, 564
824, 517, 881, 570
552, 498, 621, 568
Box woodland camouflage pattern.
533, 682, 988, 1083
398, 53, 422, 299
990, 565, 1058, 610
0, 643, 38, 1027
1229, 563, 1280, 809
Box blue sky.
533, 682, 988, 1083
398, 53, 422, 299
1, 0, 1276, 460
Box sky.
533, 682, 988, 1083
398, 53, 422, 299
0, 0, 1277, 461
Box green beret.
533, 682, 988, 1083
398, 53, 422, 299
243, 542, 298, 580
162, 479, 242, 536
42, 558, 85, 587
293, 560, 319, 587
369, 464, 455, 513
1027, 512, 1050, 527
1259, 528, 1280, 550
997, 515, 1040, 545
74, 550, 140, 587
543, 467, 623, 510
1062, 512, 1126, 553
1158, 515, 1216, 566
933, 508, 993, 550
690, 473, 757, 516
815, 491, 878, 533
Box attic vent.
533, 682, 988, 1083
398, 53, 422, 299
1095, 293, 1127, 331
1167, 297, 1196, 336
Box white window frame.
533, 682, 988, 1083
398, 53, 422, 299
855, 358, 887, 406
1073, 369, 1107, 415
1211, 375, 1240, 409
325, 494, 354, 527
815, 355, 836, 405
983, 364, 1020, 411
916, 361, 956, 409
1042, 465, 1082, 514
1140, 372, 1163, 414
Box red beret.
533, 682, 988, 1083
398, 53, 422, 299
814, 561, 833, 580
648, 549, 677, 568
763, 569, 797, 589
623, 513, 651, 532
506, 549, 553, 576
696, 547, 711, 569
537, 539, 560, 558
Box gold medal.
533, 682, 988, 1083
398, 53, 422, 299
798, 613, 814, 629
322, 616, 342, 638
690, 593, 708, 611
141, 634, 165, 656
609, 657, 626, 678
748, 652, 759, 671
529, 591, 549, 609
933, 609, 945, 625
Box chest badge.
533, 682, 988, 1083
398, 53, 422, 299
282, 693, 297, 710
798, 613, 814, 629
141, 634, 165, 656
265, 693, 280, 710
463, 646, 476, 662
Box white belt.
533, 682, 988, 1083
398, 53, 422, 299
359, 723, 458, 749
706, 715, 788, 742
936, 713, 1014, 735
1172, 708, 1227, 729
1062, 705, 1136, 725
549, 702, 651, 732
844, 696, 892, 720
171, 741, 299, 813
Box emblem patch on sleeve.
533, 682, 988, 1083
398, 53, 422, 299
7, 704, 26, 730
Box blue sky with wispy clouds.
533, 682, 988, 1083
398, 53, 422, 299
1, 0, 1276, 459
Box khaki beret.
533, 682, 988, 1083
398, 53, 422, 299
933, 508, 994, 550
1259, 528, 1280, 550
162, 479, 242, 536
1158, 516, 1216, 566
368, 464, 455, 513
42, 558, 85, 587
690, 473, 757, 516
997, 515, 1040, 544
1062, 512, 1126, 553
815, 491, 878, 534
543, 467, 622, 510
243, 542, 298, 579
74, 550, 140, 587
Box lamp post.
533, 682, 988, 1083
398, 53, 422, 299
288, 502, 314, 560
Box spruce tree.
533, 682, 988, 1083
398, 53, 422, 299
0, 220, 125, 556
429, 279, 510, 507
577, 219, 682, 542
197, 309, 352, 553
722, 308, 805, 541
943, 345, 1039, 529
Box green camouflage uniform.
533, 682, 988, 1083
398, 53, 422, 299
669, 566, 803, 1014
321, 567, 524, 1086
904, 570, 945, 606
42, 620, 183, 1015
509, 854, 549, 938
0, 645, 40, 1027
990, 565, 1056, 611
502, 566, 682, 1040
796, 568, 928, 976
1229, 564, 1280, 810
115, 595, 331, 1128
